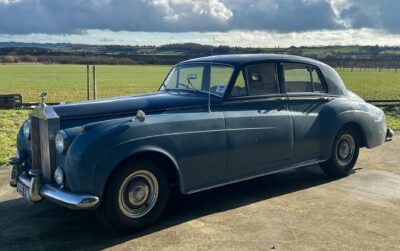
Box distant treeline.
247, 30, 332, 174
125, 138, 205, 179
1, 42, 400, 68
0, 55, 137, 65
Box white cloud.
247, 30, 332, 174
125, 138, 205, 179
1, 29, 399, 47
0, 0, 340, 34
211, 29, 400, 47
0, 0, 20, 3
0, 0, 399, 46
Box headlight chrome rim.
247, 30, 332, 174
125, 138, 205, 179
23, 119, 31, 140
55, 130, 69, 154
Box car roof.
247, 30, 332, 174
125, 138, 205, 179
176, 53, 347, 96
178, 54, 322, 67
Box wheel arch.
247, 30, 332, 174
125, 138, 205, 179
95, 147, 184, 199
336, 122, 367, 148
322, 118, 368, 160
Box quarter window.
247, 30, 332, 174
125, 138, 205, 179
230, 70, 247, 97
283, 63, 327, 93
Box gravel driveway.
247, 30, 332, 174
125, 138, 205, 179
0, 135, 399, 250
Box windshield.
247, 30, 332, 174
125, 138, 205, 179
161, 63, 234, 97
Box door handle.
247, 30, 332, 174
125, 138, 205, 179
318, 97, 331, 102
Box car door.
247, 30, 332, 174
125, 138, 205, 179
282, 62, 331, 161
223, 62, 293, 171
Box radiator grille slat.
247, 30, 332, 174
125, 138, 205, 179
30, 117, 41, 172
39, 119, 51, 180
30, 107, 59, 183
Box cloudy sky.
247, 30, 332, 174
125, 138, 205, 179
0, 0, 399, 47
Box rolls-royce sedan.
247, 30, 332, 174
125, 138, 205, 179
9, 54, 393, 231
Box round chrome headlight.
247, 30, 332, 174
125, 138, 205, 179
23, 119, 31, 139
54, 167, 64, 185
55, 130, 69, 154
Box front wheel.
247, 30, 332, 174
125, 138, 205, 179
96, 161, 170, 232
321, 128, 360, 177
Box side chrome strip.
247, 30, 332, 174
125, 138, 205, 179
287, 97, 334, 102
186, 159, 326, 194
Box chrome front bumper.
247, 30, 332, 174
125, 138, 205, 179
9, 158, 100, 210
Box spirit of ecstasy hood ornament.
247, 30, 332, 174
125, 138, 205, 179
39, 91, 47, 108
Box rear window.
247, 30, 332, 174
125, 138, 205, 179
283, 63, 327, 93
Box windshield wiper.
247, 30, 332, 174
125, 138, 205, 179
168, 88, 220, 97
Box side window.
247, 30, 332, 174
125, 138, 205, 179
230, 63, 279, 97
283, 63, 327, 93
246, 63, 279, 96
210, 65, 234, 95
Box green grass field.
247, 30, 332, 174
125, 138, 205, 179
0, 64, 399, 165
0, 64, 171, 103
336, 68, 400, 100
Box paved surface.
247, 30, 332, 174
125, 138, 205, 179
0, 135, 399, 250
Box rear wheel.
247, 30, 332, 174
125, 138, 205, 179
96, 160, 170, 232
321, 128, 360, 177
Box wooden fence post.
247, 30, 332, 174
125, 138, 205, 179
93, 65, 97, 100
86, 65, 90, 100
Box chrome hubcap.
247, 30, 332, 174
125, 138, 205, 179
118, 170, 159, 218
336, 134, 355, 166
127, 182, 149, 207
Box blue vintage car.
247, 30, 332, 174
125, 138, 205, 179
9, 54, 393, 231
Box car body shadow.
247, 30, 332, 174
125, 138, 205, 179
0, 165, 339, 250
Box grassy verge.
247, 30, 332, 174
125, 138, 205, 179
0, 109, 29, 166
385, 109, 400, 131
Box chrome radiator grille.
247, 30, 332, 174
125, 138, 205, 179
30, 107, 60, 182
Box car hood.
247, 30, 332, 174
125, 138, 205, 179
53, 91, 216, 127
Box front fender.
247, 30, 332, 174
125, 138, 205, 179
91, 144, 182, 197
63, 118, 133, 195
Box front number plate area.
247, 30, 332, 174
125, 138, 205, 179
16, 181, 30, 201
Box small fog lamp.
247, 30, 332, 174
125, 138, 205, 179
55, 130, 69, 154
54, 167, 64, 186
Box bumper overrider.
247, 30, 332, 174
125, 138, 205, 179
386, 128, 394, 142
9, 157, 99, 210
